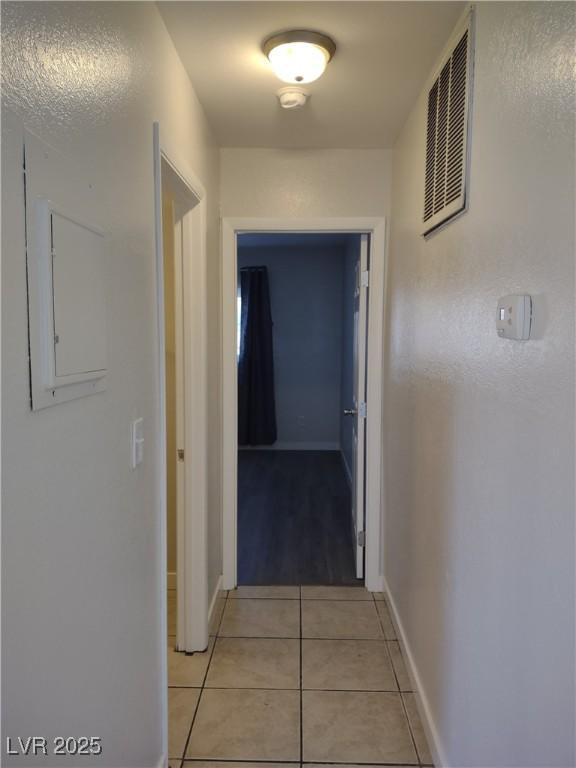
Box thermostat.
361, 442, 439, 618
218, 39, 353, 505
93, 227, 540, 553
496, 294, 533, 340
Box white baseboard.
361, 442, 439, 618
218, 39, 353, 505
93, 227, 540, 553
239, 441, 340, 451
167, 571, 176, 590
341, 450, 352, 489
208, 574, 223, 627
383, 578, 448, 768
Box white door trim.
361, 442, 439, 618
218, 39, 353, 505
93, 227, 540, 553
153, 122, 209, 764
353, 234, 369, 579
221, 216, 387, 592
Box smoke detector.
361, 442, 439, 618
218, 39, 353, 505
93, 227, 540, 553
277, 86, 308, 110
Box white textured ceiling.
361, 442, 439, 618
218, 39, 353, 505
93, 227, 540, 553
159, 1, 464, 149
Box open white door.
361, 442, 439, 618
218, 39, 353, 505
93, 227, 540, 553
172, 211, 187, 651
161, 189, 187, 652
350, 234, 369, 579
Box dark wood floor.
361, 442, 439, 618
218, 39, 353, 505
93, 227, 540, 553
237, 450, 360, 586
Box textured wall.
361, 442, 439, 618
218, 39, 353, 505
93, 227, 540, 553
386, 4, 575, 766
221, 148, 392, 218
1, 3, 220, 765
239, 243, 345, 448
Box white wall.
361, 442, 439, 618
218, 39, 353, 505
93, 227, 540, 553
1, 3, 220, 765
386, 4, 575, 767
238, 243, 345, 448
221, 148, 392, 218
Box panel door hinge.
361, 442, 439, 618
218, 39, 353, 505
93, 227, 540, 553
357, 530, 366, 547
359, 401, 367, 418
177, 448, 185, 461
361, 270, 369, 288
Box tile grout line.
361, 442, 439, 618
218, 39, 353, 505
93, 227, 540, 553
178, 590, 229, 767
374, 598, 404, 696
183, 757, 424, 768
299, 585, 304, 766
228, 594, 375, 602
196, 686, 404, 693
373, 593, 404, 692
372, 594, 403, 700
372, 594, 422, 768
399, 690, 423, 768
215, 634, 390, 641
171, 684, 421, 694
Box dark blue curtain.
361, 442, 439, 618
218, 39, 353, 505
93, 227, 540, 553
238, 266, 277, 446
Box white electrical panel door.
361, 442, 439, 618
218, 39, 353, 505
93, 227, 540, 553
24, 129, 108, 410
52, 213, 107, 378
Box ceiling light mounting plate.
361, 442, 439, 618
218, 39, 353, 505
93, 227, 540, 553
263, 30, 336, 61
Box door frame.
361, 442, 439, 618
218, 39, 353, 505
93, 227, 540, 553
153, 120, 209, 763
221, 217, 387, 592
353, 233, 369, 580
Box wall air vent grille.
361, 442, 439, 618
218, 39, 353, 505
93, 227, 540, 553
423, 18, 473, 236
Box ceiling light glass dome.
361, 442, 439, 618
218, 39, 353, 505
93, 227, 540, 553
263, 31, 336, 85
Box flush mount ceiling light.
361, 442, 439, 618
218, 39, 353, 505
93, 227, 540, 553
263, 30, 336, 85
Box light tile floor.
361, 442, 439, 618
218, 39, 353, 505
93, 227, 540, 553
167, 586, 433, 768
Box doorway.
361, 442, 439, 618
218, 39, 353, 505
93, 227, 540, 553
237, 233, 364, 585
221, 218, 387, 593
154, 123, 209, 663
